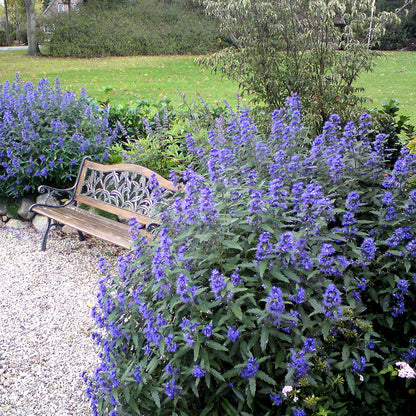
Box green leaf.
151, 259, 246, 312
346, 372, 356, 395
256, 370, 277, 386
342, 344, 350, 362
210, 367, 225, 381
194, 341, 201, 361
249, 377, 256, 396
222, 240, 244, 251
151, 388, 161, 408
259, 260, 268, 278
321, 321, 330, 340
207, 341, 228, 352
231, 303, 243, 321
260, 325, 269, 351
221, 398, 238, 416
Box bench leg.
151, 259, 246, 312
41, 219, 62, 251
77, 230, 86, 241
41, 218, 52, 251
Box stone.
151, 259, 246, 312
36, 194, 59, 206
0, 203, 7, 216
32, 215, 50, 233
6, 219, 29, 229
18, 198, 35, 220
62, 225, 77, 235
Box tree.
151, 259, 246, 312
198, 0, 398, 129
4, 0, 11, 46
24, 0, 41, 55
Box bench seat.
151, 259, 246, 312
32, 205, 153, 249
30, 157, 180, 251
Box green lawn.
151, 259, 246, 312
0, 50, 244, 107
0, 49, 415, 123
356, 51, 416, 124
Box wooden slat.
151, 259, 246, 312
32, 205, 153, 248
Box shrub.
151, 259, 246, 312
0, 75, 116, 198
197, 0, 398, 131
39, 0, 225, 58
86, 95, 416, 415
0, 30, 7, 47
107, 96, 230, 177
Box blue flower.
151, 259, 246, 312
291, 287, 305, 304
165, 379, 180, 399
192, 365, 206, 378
323, 283, 341, 308
277, 232, 295, 252
227, 326, 240, 343
288, 350, 309, 379
133, 365, 142, 383
209, 269, 226, 300
351, 356, 366, 373
270, 393, 282, 405
266, 286, 285, 316
361, 237, 376, 261
303, 338, 316, 353
322, 283, 342, 319
240, 357, 259, 378
346, 191, 360, 211
397, 279, 409, 293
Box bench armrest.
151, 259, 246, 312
29, 184, 76, 211
145, 222, 161, 233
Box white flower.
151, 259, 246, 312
359, 374, 364, 382
282, 385, 293, 397
396, 361, 416, 379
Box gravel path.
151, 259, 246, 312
0, 225, 125, 416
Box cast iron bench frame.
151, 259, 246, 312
29, 157, 179, 251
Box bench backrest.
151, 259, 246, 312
73, 158, 180, 225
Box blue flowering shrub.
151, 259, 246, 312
0, 75, 115, 198
86, 95, 416, 415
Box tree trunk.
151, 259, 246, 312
4, 0, 11, 46
24, 0, 41, 56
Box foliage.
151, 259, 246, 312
197, 0, 398, 131
0, 30, 6, 46
370, 98, 416, 165
38, 0, 225, 58
0, 75, 115, 198
376, 0, 416, 50
107, 96, 230, 177
86, 95, 416, 415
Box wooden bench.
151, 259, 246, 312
29, 157, 180, 251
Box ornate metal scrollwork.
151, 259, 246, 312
80, 168, 174, 217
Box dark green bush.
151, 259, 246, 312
86, 96, 416, 415
39, 0, 225, 58
0, 30, 7, 47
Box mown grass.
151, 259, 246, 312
0, 49, 415, 123
356, 51, 416, 124
0, 50, 243, 106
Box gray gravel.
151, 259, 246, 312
0, 225, 124, 416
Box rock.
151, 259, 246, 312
36, 194, 59, 206
32, 215, 50, 233
6, 219, 29, 229
18, 198, 35, 220
62, 225, 77, 235
0, 203, 7, 216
